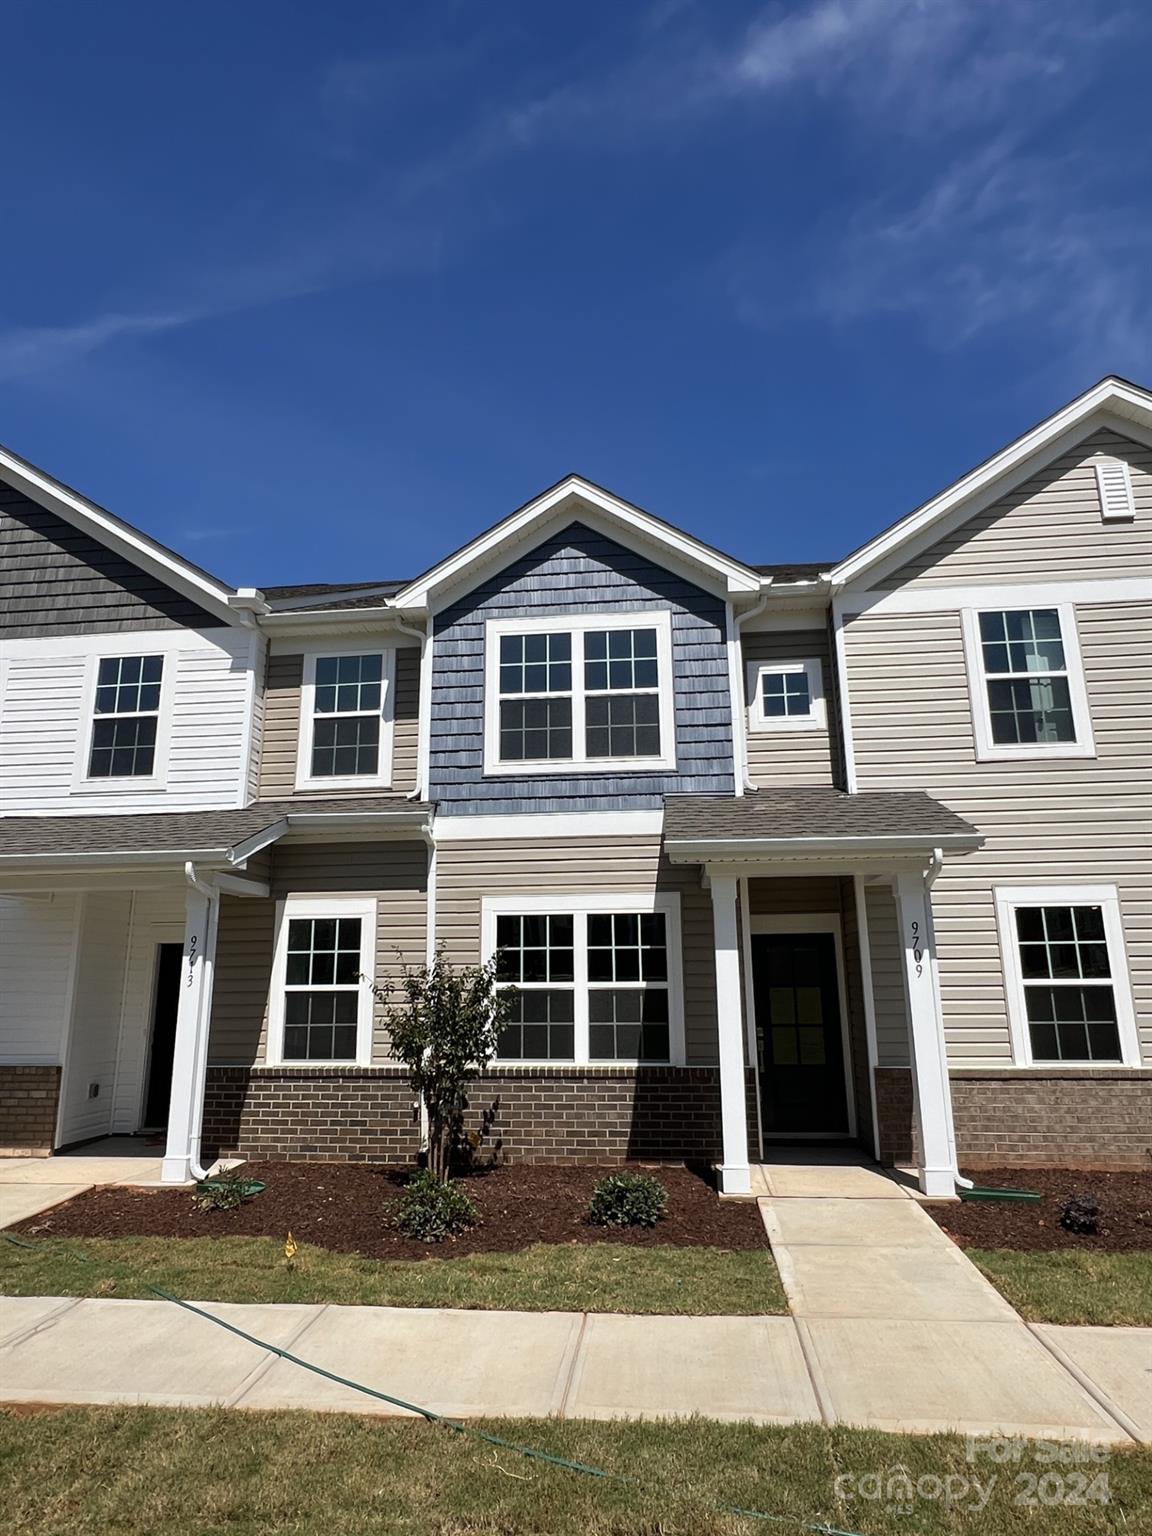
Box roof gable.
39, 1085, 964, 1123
391, 475, 763, 612
832, 377, 1152, 589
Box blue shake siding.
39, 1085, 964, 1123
429, 522, 735, 814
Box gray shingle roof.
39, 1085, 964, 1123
663, 789, 980, 848
0, 798, 430, 860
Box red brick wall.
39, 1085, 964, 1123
0, 1066, 61, 1157
874, 1066, 1152, 1171
203, 1065, 757, 1166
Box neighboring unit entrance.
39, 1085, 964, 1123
143, 943, 182, 1129
752, 931, 849, 1136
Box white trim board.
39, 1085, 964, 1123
433, 811, 664, 841
838, 575, 1152, 618
993, 883, 1140, 1069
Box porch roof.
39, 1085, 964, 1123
0, 797, 431, 869
662, 788, 982, 861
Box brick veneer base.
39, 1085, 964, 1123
0, 1066, 61, 1157
874, 1066, 1152, 1170
203, 1065, 757, 1166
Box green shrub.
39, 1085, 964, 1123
587, 1172, 668, 1229
395, 1170, 478, 1242
193, 1167, 263, 1212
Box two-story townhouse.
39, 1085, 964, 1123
1, 375, 1148, 1198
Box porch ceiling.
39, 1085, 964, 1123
0, 797, 431, 875
662, 788, 982, 863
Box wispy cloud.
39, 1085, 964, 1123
0, 310, 197, 384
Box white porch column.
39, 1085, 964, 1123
161, 875, 219, 1184
710, 875, 751, 1195
894, 869, 957, 1198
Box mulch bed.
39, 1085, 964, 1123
927, 1166, 1152, 1253
13, 1162, 768, 1261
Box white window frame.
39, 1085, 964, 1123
994, 884, 1140, 1068
961, 603, 1095, 762
481, 891, 685, 1066
266, 895, 377, 1067
745, 657, 826, 734
73, 651, 174, 794
482, 610, 676, 775
295, 645, 396, 792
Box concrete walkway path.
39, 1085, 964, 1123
757, 1152, 1151, 1443
0, 1138, 237, 1229
0, 1290, 1146, 1443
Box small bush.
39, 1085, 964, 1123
1060, 1193, 1100, 1235
194, 1166, 260, 1212
587, 1172, 668, 1229
395, 1170, 478, 1242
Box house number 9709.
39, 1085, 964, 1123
911, 919, 924, 977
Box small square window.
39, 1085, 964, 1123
747, 659, 823, 732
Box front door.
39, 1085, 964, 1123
752, 932, 848, 1136
143, 943, 182, 1129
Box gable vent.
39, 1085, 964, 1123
1093, 456, 1136, 521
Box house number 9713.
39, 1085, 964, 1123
187, 934, 198, 987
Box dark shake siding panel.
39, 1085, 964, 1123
429, 522, 735, 814
0, 485, 225, 636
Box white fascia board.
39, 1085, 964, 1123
261, 609, 412, 642
664, 833, 983, 863
392, 477, 763, 611
0, 446, 244, 628
0, 847, 236, 870
831, 380, 1152, 588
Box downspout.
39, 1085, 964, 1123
733, 593, 768, 792
184, 861, 220, 1183
391, 612, 430, 801
924, 848, 973, 1192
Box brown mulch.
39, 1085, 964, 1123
13, 1162, 768, 1260
926, 1166, 1152, 1253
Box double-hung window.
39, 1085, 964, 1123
484, 612, 675, 773
87, 654, 164, 779
996, 886, 1139, 1066
486, 894, 683, 1064
296, 649, 394, 790
746, 657, 826, 733
270, 897, 376, 1065
963, 605, 1093, 760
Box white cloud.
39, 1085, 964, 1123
0, 311, 198, 383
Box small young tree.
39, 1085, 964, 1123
374, 950, 515, 1182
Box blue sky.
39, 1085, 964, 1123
2, 2, 1148, 586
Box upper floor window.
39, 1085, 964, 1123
295, 648, 395, 791
483, 611, 676, 774
962, 605, 1094, 762
746, 658, 826, 734
995, 885, 1139, 1066
87, 654, 164, 779
485, 894, 683, 1064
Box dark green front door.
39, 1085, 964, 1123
752, 932, 848, 1135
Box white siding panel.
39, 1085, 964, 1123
0, 629, 256, 813
845, 600, 1152, 1067
0, 893, 79, 1063
58, 893, 131, 1144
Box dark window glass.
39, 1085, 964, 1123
979, 611, 1075, 745
495, 914, 574, 983
761, 670, 812, 718
588, 987, 670, 1061
584, 628, 659, 692
1016, 904, 1120, 1062
585, 694, 661, 758
1015, 906, 1112, 981
282, 918, 362, 1061
497, 987, 575, 1061
498, 632, 572, 695
88, 715, 158, 778
979, 609, 1066, 675
311, 715, 380, 777
499, 697, 573, 761
987, 678, 1075, 744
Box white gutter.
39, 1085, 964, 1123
732, 593, 768, 793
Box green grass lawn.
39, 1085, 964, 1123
0, 1234, 787, 1315
1, 1405, 1146, 1536
969, 1248, 1152, 1326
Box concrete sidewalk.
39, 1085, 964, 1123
0, 1293, 1147, 1443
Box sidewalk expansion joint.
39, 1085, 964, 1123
1024, 1322, 1143, 1446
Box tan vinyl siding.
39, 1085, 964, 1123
208, 840, 428, 1064
741, 629, 837, 787
880, 429, 1152, 589
257, 647, 420, 799
844, 600, 1152, 1067
435, 836, 718, 1063
748, 876, 841, 915
864, 883, 910, 1067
